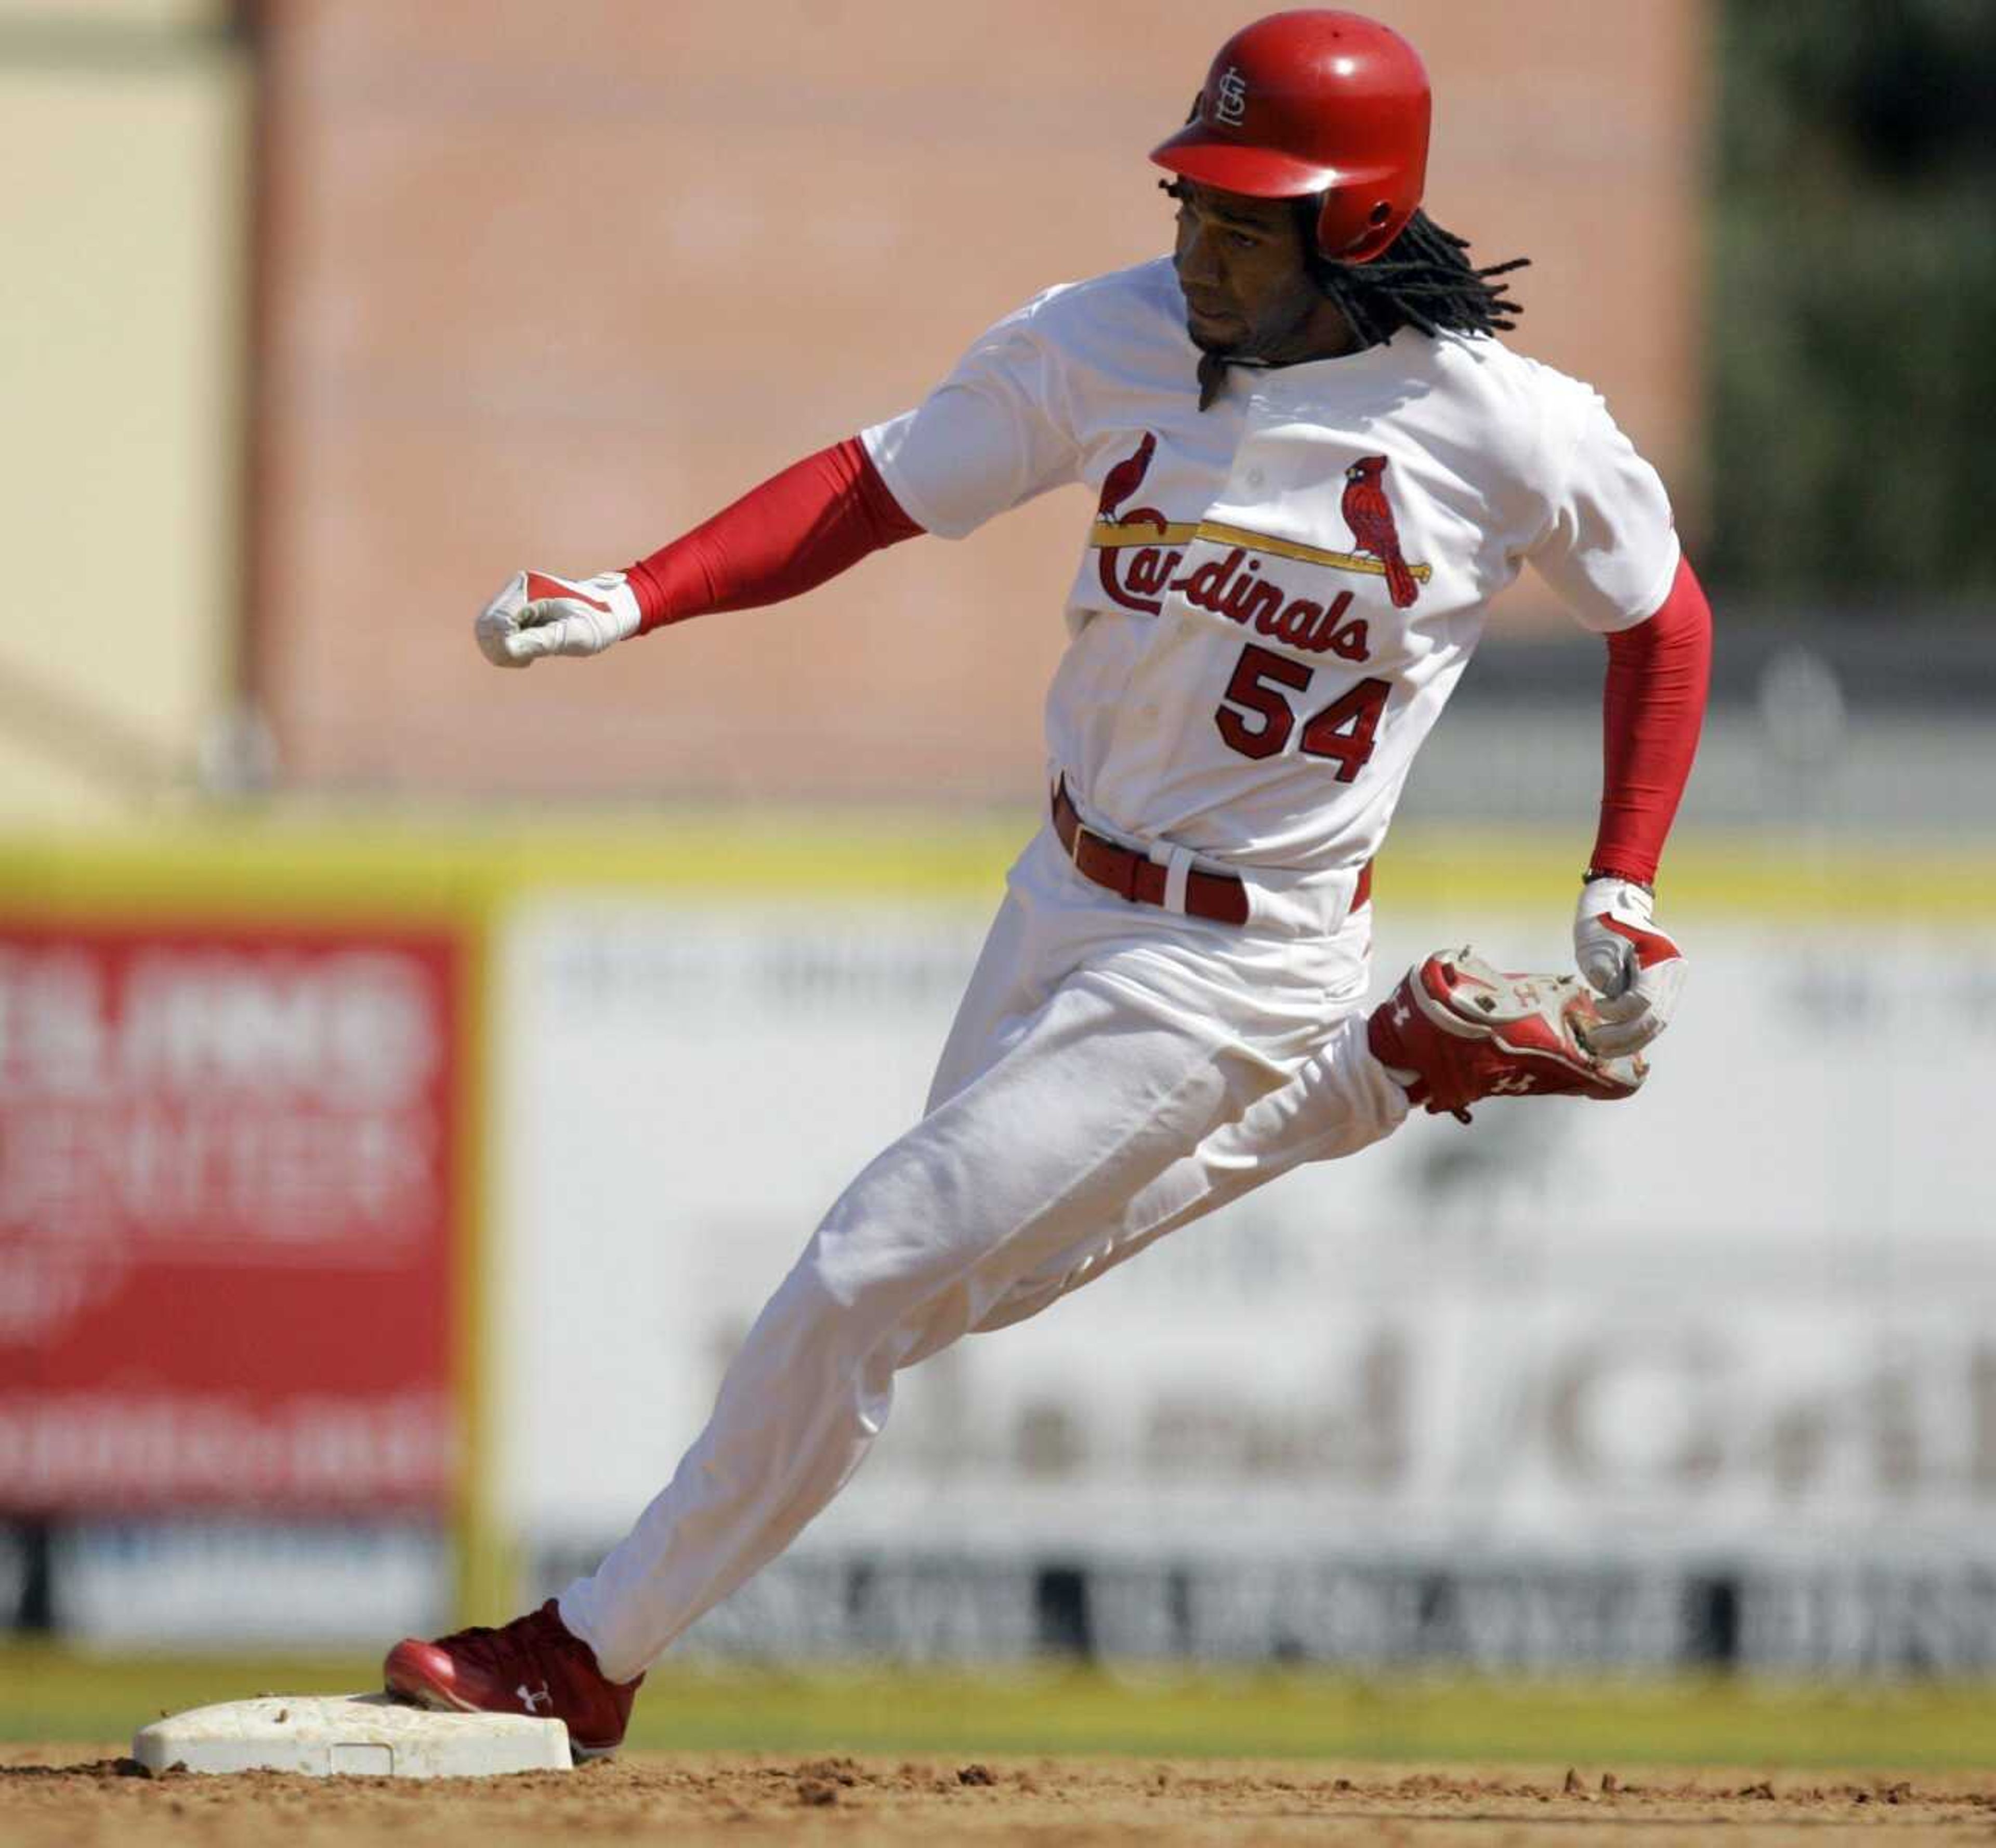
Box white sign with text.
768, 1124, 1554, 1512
493, 891, 1996, 1570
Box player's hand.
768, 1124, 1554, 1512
475, 569, 641, 668
1572, 876, 1686, 1058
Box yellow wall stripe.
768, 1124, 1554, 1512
1, 820, 1989, 919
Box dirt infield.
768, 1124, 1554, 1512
8, 1745, 1996, 1845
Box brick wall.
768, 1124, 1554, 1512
251, 0, 1706, 804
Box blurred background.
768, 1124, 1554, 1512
4, 0, 1994, 1758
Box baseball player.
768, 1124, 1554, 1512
385, 10, 1709, 1754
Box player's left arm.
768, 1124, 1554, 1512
1522, 381, 1712, 1056
1573, 555, 1712, 1055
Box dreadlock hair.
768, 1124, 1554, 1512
1293, 201, 1529, 347
1159, 176, 1528, 349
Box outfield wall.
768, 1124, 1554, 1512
4, 819, 1993, 1670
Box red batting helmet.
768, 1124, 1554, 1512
1150, 9, 1431, 266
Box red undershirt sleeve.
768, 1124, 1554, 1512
1588, 555, 1714, 887
623, 437, 924, 635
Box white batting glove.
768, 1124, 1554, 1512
475, 569, 641, 668
1572, 876, 1687, 1058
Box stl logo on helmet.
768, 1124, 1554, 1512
1213, 66, 1249, 126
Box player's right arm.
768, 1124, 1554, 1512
474, 438, 922, 667
476, 289, 1084, 669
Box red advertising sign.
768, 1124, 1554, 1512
0, 923, 463, 1512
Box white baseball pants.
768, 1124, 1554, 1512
558, 822, 1410, 1681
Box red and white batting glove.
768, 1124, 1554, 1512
1572, 876, 1686, 1058
475, 569, 641, 668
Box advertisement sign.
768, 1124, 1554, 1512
493, 896, 1996, 1573
0, 924, 463, 1512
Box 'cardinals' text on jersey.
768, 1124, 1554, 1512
863, 258, 1678, 874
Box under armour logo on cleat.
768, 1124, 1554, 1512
1489, 1074, 1535, 1095
517, 1682, 553, 1714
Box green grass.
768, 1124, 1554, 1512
10, 1645, 1996, 1770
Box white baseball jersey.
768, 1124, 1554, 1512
864, 256, 1679, 874
561, 258, 1682, 1683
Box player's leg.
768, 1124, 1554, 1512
970, 937, 1653, 1333
966, 1003, 1405, 1335
383, 940, 1245, 1743
913, 831, 1406, 1340
382, 837, 1118, 1739
551, 957, 1281, 1682
384, 843, 1631, 1737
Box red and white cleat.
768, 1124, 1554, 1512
1367, 946, 1647, 1122
383, 1600, 643, 1760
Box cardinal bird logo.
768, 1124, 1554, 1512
1094, 431, 1180, 613
1340, 455, 1421, 610
1097, 431, 1157, 518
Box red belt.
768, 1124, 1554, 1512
1050, 781, 1372, 927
